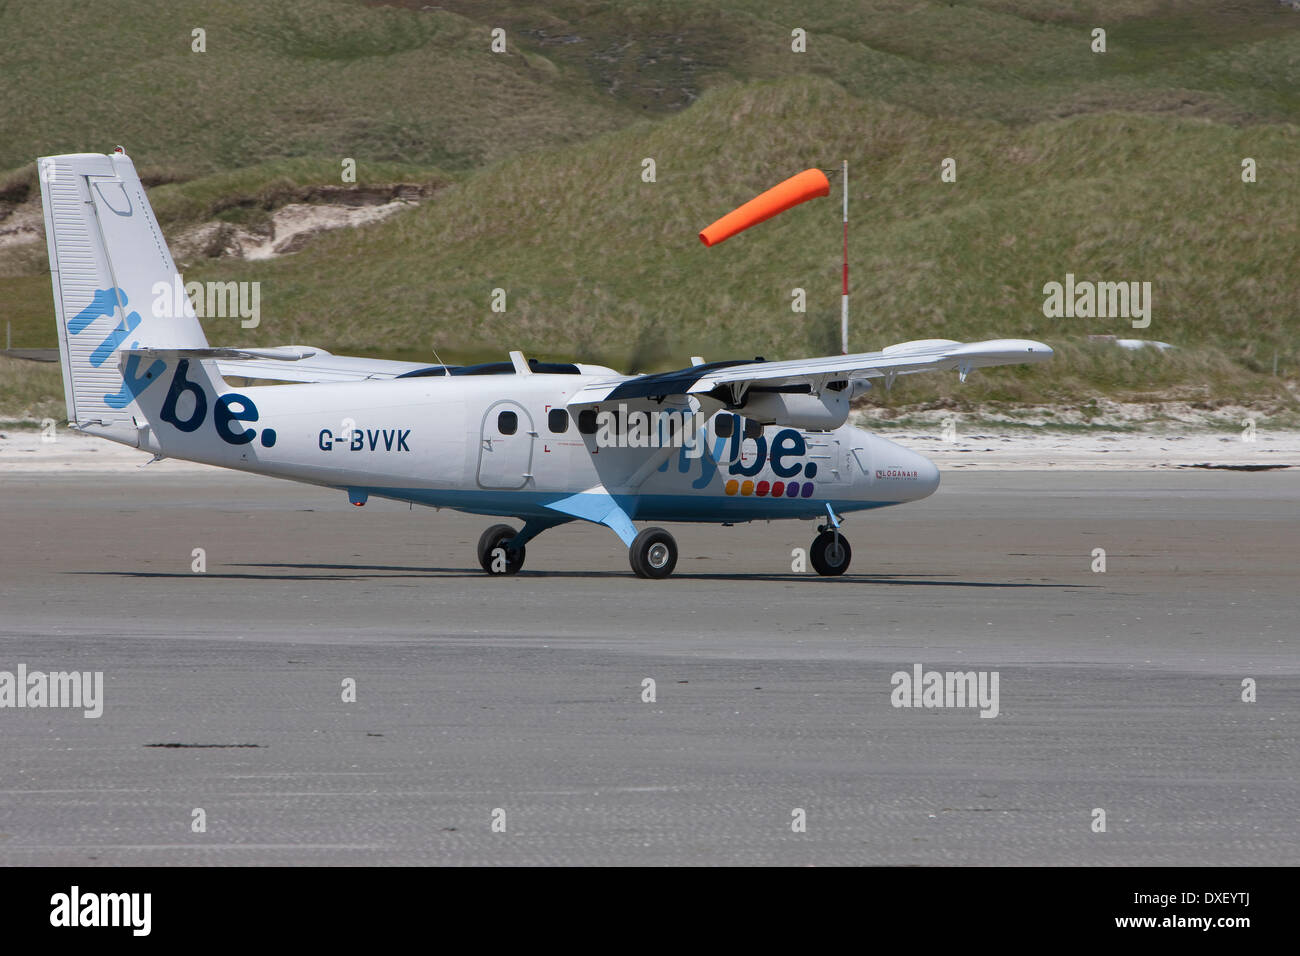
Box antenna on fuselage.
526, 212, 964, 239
430, 342, 450, 375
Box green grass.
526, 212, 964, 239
118, 78, 1290, 406
0, 356, 64, 423
5, 0, 1295, 177
0, 0, 635, 175
404, 0, 1300, 125
868, 416, 1145, 433
1, 0, 1297, 416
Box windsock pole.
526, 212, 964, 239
841, 160, 849, 355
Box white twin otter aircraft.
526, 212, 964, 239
39, 150, 1051, 578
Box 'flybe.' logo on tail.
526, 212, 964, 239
68, 288, 165, 409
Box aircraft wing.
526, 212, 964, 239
121, 345, 435, 383
567, 338, 1053, 406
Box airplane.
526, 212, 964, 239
36, 149, 1052, 579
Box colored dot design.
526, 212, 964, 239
724, 477, 815, 497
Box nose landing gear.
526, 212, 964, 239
810, 505, 851, 576
810, 528, 852, 575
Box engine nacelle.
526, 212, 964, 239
742, 388, 850, 430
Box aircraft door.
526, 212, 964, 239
477, 400, 535, 490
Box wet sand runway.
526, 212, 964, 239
0, 468, 1295, 865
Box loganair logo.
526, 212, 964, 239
657, 415, 818, 497
67, 288, 165, 408
876, 468, 919, 480
159, 360, 277, 447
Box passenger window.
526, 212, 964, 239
497, 410, 517, 435
743, 418, 763, 440
548, 408, 569, 433
577, 409, 598, 435
713, 414, 734, 438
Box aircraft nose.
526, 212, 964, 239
910, 451, 941, 500
865, 433, 942, 502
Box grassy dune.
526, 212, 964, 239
163, 78, 1297, 407
1, 0, 1296, 419
0, 355, 64, 424
411, 0, 1300, 124
0, 0, 633, 175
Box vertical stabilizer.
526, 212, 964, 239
38, 150, 207, 445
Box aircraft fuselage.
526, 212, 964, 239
134, 368, 940, 524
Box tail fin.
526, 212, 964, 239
38, 150, 207, 446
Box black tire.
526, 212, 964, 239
810, 529, 851, 576
477, 524, 525, 575
629, 527, 678, 579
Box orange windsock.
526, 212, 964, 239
698, 168, 830, 247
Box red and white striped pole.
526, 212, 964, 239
841, 159, 849, 355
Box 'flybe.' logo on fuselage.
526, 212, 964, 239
68, 288, 167, 409
658, 414, 819, 495
158, 360, 277, 447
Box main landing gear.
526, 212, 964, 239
628, 527, 678, 579
476, 521, 681, 579
477, 524, 525, 575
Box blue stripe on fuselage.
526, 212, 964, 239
340, 486, 899, 522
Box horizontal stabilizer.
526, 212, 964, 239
122, 346, 318, 361
118, 345, 434, 383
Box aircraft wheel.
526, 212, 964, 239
477, 524, 525, 575
629, 527, 678, 579
810, 529, 851, 576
